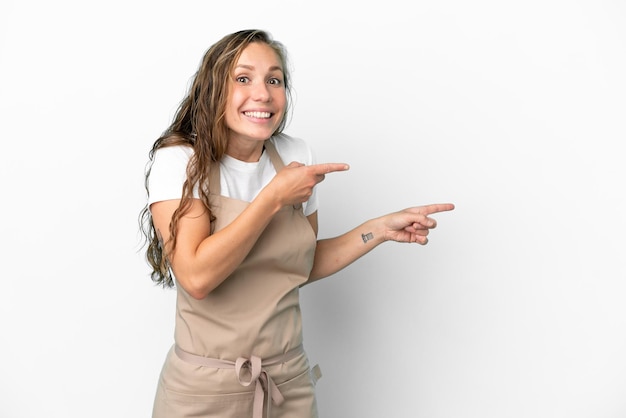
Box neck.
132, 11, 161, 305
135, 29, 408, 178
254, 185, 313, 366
226, 138, 266, 162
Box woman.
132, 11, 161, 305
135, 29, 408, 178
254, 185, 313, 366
140, 29, 454, 418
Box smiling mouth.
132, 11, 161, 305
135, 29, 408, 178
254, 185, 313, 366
243, 111, 272, 119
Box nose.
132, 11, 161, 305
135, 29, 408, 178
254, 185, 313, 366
251, 81, 271, 102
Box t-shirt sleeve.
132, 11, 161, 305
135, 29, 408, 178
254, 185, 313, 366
147, 146, 194, 205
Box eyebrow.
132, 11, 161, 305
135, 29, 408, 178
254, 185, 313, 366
235, 64, 283, 72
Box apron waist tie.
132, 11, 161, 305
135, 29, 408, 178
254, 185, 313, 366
174, 344, 304, 418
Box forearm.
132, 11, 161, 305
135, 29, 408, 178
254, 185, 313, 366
306, 203, 455, 283
173, 194, 281, 298
307, 217, 386, 283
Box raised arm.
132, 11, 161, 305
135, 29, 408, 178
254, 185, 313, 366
306, 203, 455, 283
150, 161, 349, 299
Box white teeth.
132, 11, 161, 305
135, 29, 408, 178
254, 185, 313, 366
244, 111, 271, 119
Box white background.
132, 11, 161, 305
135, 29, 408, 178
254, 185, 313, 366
1, 1, 625, 417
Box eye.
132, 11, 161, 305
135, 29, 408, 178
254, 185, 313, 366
235, 76, 250, 83
267, 77, 283, 86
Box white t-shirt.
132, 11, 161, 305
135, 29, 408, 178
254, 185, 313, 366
147, 133, 319, 216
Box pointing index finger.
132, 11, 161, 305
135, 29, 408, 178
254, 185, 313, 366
310, 163, 350, 174
421, 203, 456, 215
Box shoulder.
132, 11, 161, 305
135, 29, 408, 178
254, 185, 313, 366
269, 133, 315, 164
149, 144, 195, 181
147, 145, 195, 204
149, 144, 194, 176
152, 144, 194, 165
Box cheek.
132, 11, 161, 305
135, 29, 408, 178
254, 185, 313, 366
227, 89, 245, 110
224, 94, 243, 126
274, 91, 287, 111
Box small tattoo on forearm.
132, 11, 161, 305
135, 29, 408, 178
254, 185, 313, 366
361, 232, 374, 243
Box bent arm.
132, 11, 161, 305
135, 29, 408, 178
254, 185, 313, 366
151, 161, 350, 299
151, 194, 282, 299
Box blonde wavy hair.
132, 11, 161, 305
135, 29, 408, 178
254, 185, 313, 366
139, 29, 293, 287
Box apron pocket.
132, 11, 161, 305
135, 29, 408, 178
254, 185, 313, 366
160, 386, 255, 418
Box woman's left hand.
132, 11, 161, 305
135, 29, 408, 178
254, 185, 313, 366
381, 203, 455, 244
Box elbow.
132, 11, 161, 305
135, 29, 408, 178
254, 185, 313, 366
176, 272, 218, 300
306, 268, 325, 284
188, 276, 220, 300
186, 286, 209, 300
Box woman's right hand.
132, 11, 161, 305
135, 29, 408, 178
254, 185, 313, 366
264, 161, 350, 207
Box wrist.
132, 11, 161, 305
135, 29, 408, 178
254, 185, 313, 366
359, 218, 386, 245
254, 187, 284, 216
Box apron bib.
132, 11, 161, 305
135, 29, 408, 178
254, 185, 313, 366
152, 140, 321, 418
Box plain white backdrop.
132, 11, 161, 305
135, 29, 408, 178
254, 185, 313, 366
1, 1, 625, 417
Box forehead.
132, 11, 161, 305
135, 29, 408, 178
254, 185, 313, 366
235, 42, 283, 71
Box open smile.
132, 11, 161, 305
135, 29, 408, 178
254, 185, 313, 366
243, 111, 273, 119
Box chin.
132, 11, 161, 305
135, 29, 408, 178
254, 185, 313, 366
249, 129, 277, 140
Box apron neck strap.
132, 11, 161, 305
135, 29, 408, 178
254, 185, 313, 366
263, 139, 285, 171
